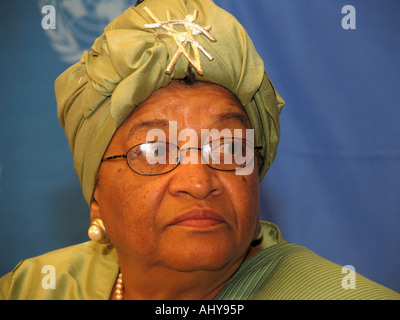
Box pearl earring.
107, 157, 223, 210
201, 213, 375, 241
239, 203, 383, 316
88, 218, 110, 244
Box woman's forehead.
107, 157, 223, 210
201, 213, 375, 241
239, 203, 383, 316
119, 81, 251, 134
138, 80, 242, 110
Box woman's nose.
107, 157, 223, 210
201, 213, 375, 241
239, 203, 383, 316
168, 148, 223, 199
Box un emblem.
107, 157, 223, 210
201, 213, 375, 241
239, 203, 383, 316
39, 0, 132, 63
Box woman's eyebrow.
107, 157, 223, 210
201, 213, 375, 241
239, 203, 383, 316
128, 119, 170, 138
127, 112, 250, 138
210, 111, 251, 128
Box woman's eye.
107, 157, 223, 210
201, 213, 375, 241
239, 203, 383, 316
220, 143, 232, 154
220, 141, 240, 154
148, 143, 167, 158
132, 142, 168, 160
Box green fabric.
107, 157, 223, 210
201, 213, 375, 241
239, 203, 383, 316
215, 244, 400, 300
55, 0, 284, 205
1, 221, 399, 300
0, 241, 119, 300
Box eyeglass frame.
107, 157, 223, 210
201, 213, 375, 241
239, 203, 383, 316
101, 137, 263, 176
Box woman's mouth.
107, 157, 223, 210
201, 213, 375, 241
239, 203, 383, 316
169, 209, 225, 228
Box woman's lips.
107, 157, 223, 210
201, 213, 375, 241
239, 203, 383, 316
168, 210, 225, 228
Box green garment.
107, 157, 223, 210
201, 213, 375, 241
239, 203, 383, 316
1, 221, 399, 300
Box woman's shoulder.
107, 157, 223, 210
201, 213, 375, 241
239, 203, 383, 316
0, 241, 119, 300
216, 242, 400, 300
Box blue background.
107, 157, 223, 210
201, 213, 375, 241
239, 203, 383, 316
0, 0, 399, 294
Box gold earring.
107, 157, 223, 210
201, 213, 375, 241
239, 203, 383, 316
88, 218, 110, 244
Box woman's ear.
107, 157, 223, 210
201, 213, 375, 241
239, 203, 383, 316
90, 184, 101, 221
88, 184, 110, 244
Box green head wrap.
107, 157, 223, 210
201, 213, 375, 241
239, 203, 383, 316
55, 0, 284, 205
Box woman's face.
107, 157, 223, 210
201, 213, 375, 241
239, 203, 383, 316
92, 81, 260, 273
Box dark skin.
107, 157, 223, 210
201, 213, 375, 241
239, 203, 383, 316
91, 81, 261, 299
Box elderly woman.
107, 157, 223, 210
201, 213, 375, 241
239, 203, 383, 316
1, 0, 399, 300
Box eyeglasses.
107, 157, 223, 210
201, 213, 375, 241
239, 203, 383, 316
101, 137, 262, 175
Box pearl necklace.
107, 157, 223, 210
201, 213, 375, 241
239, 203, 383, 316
115, 273, 124, 300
